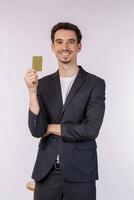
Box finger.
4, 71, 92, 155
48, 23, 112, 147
25, 70, 37, 78
26, 72, 37, 78
26, 73, 38, 80
26, 74, 37, 79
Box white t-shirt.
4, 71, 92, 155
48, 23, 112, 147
60, 74, 77, 105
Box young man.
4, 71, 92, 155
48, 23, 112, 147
24, 22, 105, 200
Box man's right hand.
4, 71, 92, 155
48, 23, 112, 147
24, 69, 40, 115
24, 69, 38, 93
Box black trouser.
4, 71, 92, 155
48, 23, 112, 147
34, 167, 96, 200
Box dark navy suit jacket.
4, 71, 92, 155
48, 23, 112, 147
28, 66, 105, 182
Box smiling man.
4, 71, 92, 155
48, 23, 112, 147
52, 29, 81, 65
24, 22, 106, 200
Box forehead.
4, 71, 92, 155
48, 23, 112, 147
54, 29, 77, 40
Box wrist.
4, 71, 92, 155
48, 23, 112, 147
29, 89, 37, 97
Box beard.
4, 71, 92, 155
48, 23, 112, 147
60, 59, 71, 64
58, 50, 72, 64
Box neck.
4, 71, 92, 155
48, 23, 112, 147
58, 63, 79, 77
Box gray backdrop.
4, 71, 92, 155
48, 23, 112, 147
0, 0, 134, 199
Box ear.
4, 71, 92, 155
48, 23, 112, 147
77, 43, 82, 52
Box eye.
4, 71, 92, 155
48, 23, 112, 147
55, 40, 63, 44
69, 41, 75, 44
57, 41, 62, 44
68, 40, 76, 44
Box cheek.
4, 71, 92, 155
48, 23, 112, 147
73, 48, 79, 54
53, 49, 60, 54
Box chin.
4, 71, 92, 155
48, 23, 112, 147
60, 59, 71, 64
61, 61, 71, 64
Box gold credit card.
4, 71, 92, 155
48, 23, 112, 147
32, 56, 43, 71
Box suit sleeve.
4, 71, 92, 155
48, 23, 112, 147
61, 79, 106, 142
28, 85, 48, 138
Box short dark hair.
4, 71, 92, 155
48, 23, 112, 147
51, 22, 82, 44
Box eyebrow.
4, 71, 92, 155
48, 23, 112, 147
55, 38, 77, 42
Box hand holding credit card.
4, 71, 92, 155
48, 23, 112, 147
32, 56, 43, 72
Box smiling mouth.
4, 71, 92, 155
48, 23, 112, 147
60, 51, 72, 56
61, 53, 70, 56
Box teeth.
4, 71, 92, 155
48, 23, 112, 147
61, 53, 70, 56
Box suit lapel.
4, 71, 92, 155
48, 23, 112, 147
51, 66, 87, 117
61, 66, 87, 115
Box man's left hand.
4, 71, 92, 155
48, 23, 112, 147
43, 124, 61, 137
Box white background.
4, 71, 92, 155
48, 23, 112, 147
0, 0, 134, 199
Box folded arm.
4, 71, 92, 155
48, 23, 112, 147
60, 79, 106, 142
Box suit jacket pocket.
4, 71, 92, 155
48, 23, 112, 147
76, 141, 97, 151
38, 138, 47, 149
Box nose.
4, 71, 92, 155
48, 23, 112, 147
62, 42, 69, 50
